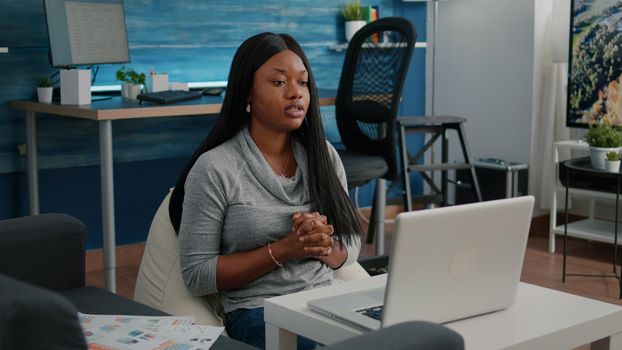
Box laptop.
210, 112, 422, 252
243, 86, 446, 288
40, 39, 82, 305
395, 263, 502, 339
308, 196, 534, 331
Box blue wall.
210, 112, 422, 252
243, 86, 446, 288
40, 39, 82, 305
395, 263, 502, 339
0, 0, 426, 249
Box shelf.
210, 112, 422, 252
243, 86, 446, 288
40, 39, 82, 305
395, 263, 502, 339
329, 41, 427, 52
549, 140, 605, 253
0, 47, 7, 54
555, 139, 589, 150
553, 218, 622, 245
555, 185, 621, 201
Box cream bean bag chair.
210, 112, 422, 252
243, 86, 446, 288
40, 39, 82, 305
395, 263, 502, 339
134, 190, 370, 326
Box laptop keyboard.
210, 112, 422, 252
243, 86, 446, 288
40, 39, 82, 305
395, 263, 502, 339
356, 305, 383, 321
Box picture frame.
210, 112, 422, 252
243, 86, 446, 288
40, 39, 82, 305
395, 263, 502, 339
567, 0, 622, 128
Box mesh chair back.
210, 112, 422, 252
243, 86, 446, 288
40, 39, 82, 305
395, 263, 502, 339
336, 17, 417, 181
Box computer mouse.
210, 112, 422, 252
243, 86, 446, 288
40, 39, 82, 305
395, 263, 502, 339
202, 87, 225, 96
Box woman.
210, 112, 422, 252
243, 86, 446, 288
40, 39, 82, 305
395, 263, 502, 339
169, 32, 362, 349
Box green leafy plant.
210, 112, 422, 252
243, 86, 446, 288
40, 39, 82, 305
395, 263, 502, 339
584, 123, 622, 148
607, 151, 621, 161
115, 66, 146, 85
37, 77, 53, 88
341, 0, 362, 21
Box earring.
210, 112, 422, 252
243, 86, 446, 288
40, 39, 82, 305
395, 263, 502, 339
246, 103, 251, 113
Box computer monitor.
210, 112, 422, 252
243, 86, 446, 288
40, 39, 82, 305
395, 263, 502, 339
43, 0, 130, 68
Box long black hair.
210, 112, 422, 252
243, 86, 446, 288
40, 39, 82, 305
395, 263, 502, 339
169, 32, 361, 245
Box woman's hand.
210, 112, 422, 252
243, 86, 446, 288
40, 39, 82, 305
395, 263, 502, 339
292, 212, 334, 256
270, 212, 347, 269
290, 212, 348, 269
270, 212, 332, 262
216, 211, 350, 291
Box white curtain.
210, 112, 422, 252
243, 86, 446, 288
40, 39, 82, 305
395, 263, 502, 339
530, 62, 570, 210
529, 7, 573, 210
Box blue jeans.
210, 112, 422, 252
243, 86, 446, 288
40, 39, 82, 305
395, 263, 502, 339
225, 307, 320, 350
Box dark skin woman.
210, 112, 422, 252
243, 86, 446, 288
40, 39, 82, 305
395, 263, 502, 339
169, 32, 361, 349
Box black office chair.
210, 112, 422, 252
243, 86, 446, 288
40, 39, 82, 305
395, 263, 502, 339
335, 17, 416, 255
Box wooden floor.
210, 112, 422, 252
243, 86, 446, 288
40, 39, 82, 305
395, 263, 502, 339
86, 208, 622, 307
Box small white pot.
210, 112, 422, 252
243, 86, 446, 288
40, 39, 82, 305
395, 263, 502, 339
126, 84, 142, 100
37, 87, 53, 103
345, 20, 366, 42
605, 159, 621, 172
590, 146, 621, 170
121, 83, 130, 98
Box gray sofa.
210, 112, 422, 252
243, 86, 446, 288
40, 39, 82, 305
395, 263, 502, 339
0, 213, 253, 350
0, 214, 464, 350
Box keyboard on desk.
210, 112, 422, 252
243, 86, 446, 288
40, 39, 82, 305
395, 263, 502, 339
137, 90, 202, 105
356, 305, 383, 321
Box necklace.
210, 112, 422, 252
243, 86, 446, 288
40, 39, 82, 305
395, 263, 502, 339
262, 150, 291, 177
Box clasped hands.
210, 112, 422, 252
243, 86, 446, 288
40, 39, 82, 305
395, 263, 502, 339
289, 211, 335, 258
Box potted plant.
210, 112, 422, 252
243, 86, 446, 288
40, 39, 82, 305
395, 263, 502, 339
115, 66, 145, 100
605, 151, 621, 172
584, 122, 622, 170
36, 77, 53, 103
342, 1, 366, 42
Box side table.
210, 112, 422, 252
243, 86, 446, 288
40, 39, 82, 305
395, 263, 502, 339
562, 157, 621, 298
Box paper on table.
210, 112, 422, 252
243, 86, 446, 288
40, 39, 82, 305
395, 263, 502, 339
143, 325, 223, 350
79, 313, 195, 332
78, 313, 224, 350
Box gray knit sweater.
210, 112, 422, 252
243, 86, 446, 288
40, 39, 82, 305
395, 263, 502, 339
179, 127, 361, 313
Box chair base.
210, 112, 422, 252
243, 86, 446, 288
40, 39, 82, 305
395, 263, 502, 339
357, 179, 387, 256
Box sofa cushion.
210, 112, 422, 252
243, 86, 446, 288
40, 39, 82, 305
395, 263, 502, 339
133, 190, 224, 326
62, 286, 169, 316
0, 213, 85, 291
0, 274, 87, 350
323, 321, 464, 350
334, 259, 370, 281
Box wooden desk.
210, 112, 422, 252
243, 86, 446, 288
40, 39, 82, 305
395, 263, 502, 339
264, 274, 622, 350
10, 91, 336, 293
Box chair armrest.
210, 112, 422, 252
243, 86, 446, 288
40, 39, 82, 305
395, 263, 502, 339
0, 214, 86, 291
0, 274, 87, 350
322, 321, 464, 350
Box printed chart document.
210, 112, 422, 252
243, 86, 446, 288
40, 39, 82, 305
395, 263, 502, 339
78, 313, 224, 350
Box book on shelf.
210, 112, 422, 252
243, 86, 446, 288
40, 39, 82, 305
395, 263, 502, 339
361, 5, 382, 43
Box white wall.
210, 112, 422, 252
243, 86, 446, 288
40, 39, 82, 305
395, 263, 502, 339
432, 0, 537, 165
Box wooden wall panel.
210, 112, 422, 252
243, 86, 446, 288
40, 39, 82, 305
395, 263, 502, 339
0, 0, 393, 174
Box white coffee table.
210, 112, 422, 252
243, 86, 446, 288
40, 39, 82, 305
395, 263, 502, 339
264, 274, 622, 350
